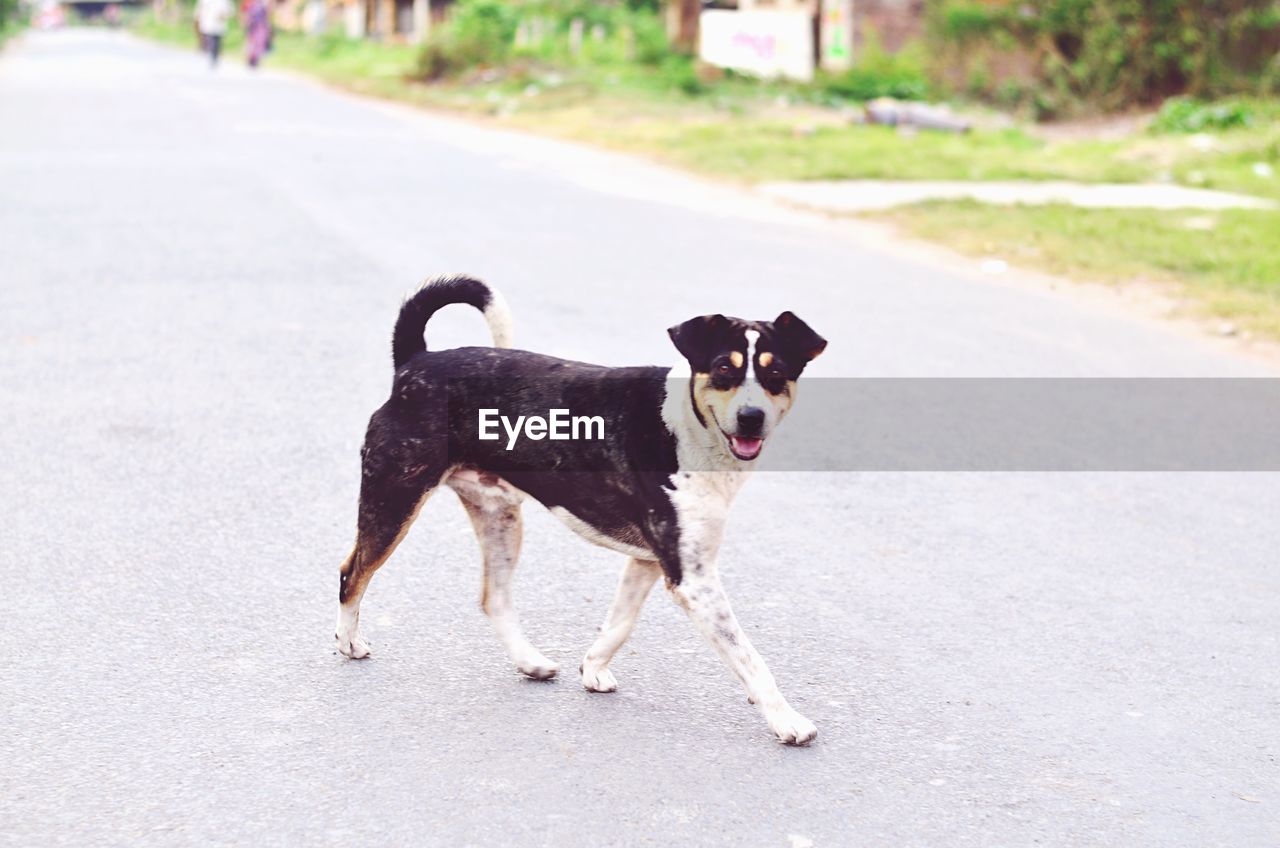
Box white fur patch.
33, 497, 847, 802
729, 328, 777, 434
335, 604, 370, 659
483, 287, 515, 349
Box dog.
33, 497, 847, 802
335, 275, 827, 744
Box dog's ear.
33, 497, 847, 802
773, 311, 827, 367
668, 314, 729, 372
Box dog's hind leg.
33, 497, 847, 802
580, 557, 660, 693
336, 473, 435, 659
449, 472, 558, 680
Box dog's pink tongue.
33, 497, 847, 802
731, 436, 764, 459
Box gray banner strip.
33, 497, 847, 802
443, 378, 1280, 471
766, 379, 1280, 471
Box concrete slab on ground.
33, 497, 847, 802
758, 179, 1279, 212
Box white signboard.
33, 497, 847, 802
699, 9, 816, 82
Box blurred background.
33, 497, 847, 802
7, 0, 1277, 340
3, 3, 1279, 845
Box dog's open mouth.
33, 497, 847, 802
727, 435, 764, 461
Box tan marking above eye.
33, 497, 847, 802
758, 352, 774, 367
729, 351, 744, 368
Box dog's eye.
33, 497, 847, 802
715, 362, 733, 376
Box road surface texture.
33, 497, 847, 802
2, 30, 1278, 847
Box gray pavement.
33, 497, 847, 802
2, 29, 1278, 847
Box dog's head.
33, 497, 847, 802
668, 312, 826, 461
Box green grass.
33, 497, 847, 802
1165, 130, 1280, 201
623, 124, 1149, 183
874, 201, 1280, 339
270, 32, 420, 89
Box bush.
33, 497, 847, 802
627, 12, 669, 66
417, 0, 672, 80
1149, 97, 1280, 134
417, 0, 518, 80
659, 54, 705, 95
1, 0, 23, 32
819, 30, 930, 102
935, 2, 1011, 41
925, 0, 1280, 115
1150, 98, 1257, 134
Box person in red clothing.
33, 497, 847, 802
242, 0, 272, 68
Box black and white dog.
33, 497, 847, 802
336, 275, 827, 744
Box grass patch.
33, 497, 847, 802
873, 200, 1280, 339
608, 124, 1147, 183
1166, 130, 1280, 202
271, 32, 420, 90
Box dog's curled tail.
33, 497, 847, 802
391, 274, 514, 369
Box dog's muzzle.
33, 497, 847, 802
727, 407, 767, 460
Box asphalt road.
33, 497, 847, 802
2, 30, 1278, 847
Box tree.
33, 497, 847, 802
667, 0, 699, 53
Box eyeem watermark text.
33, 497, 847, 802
478, 408, 605, 450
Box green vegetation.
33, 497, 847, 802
575, 123, 1147, 183
927, 0, 1280, 118
1, 0, 25, 47
417, 0, 519, 79
1149, 97, 1280, 134
1, 21, 22, 48
874, 201, 1280, 338
132, 9, 1280, 191
816, 31, 930, 102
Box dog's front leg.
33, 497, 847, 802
668, 568, 817, 746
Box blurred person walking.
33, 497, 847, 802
242, 0, 272, 69
196, 0, 232, 68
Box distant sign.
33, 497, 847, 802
699, 9, 815, 82
820, 0, 854, 71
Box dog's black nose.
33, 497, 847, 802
737, 407, 766, 435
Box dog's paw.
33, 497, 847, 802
335, 632, 372, 659
516, 652, 559, 680
518, 661, 559, 680
580, 663, 617, 693
766, 707, 817, 746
